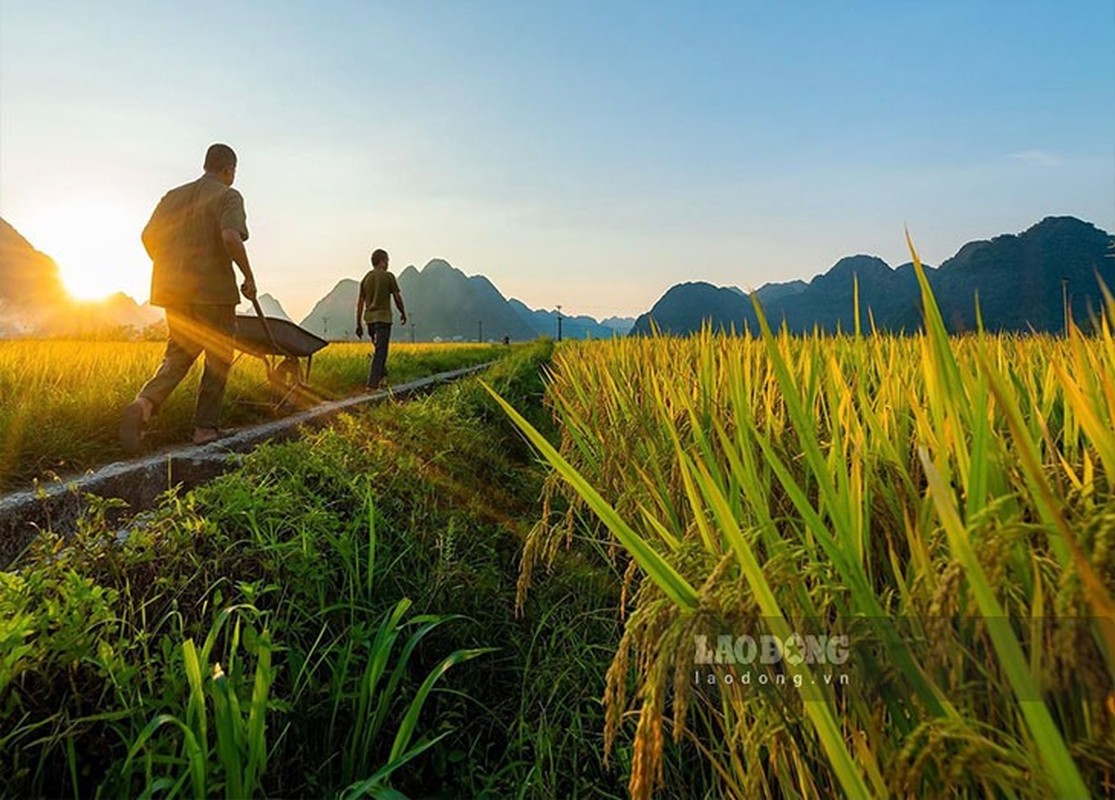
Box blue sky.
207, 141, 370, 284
2, 0, 1113, 320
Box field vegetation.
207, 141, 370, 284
3, 247, 1114, 798
1, 340, 672, 797
0, 340, 505, 491
491, 251, 1115, 797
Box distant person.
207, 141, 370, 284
118, 143, 256, 452
355, 248, 407, 390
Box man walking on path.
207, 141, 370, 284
119, 143, 257, 452
355, 248, 407, 390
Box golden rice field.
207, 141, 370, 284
491, 262, 1115, 797
0, 340, 504, 491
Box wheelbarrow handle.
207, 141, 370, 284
251, 296, 291, 357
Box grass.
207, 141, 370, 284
0, 340, 511, 491
0, 339, 684, 798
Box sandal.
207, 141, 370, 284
192, 428, 228, 446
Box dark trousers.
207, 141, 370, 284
138, 304, 236, 429
367, 322, 392, 387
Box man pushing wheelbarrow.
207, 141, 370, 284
119, 143, 257, 452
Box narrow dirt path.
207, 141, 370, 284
0, 362, 493, 567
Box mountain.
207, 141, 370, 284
600, 316, 637, 334
299, 262, 536, 342
753, 280, 808, 303
631, 216, 1114, 335
0, 217, 65, 308
931, 216, 1111, 332
508, 298, 626, 339
299, 279, 360, 339
301, 259, 625, 341
406, 261, 537, 342
633, 282, 751, 334
239, 293, 292, 322
0, 217, 67, 333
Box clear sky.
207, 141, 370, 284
2, 1, 1113, 321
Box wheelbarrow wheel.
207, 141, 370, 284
269, 357, 302, 407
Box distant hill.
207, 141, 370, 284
398, 260, 536, 342
299, 279, 360, 339
239, 293, 293, 322
301, 259, 626, 341
631, 216, 1114, 335
633, 282, 750, 334
600, 316, 637, 334
931, 216, 1112, 332
753, 280, 808, 303
0, 217, 67, 333
508, 298, 627, 340
0, 217, 65, 308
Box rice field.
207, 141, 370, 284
490, 255, 1115, 797
4, 248, 1115, 796
0, 340, 507, 491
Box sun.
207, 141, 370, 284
33, 198, 151, 303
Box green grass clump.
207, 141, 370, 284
0, 339, 681, 798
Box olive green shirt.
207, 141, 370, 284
360, 269, 400, 324
142, 174, 249, 308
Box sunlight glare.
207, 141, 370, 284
32, 198, 151, 303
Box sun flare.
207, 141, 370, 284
32, 198, 151, 303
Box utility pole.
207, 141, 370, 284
556, 304, 563, 342
410, 321, 415, 343
1061, 276, 1070, 336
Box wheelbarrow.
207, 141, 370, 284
233, 298, 329, 409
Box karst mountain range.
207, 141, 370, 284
2, 216, 1111, 340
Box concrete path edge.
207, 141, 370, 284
0, 362, 494, 568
